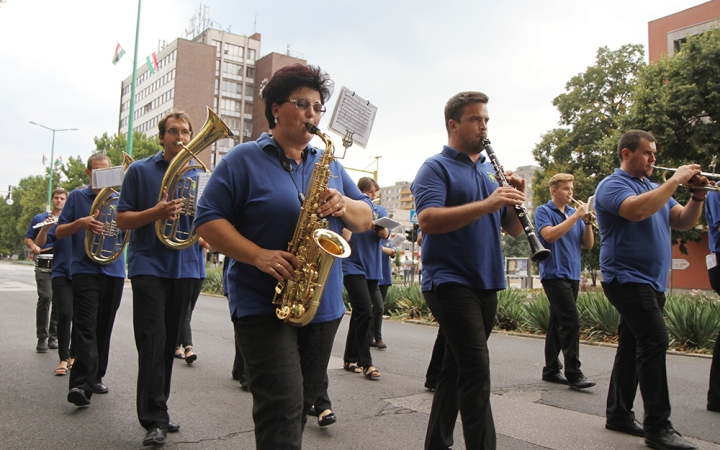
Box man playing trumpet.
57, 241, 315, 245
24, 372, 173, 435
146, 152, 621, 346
534, 173, 596, 390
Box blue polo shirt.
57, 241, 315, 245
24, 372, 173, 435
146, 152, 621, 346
194, 132, 372, 323
412, 146, 507, 291
26, 212, 55, 252
117, 151, 205, 279
46, 227, 72, 280
534, 200, 585, 281
343, 203, 387, 281
58, 186, 126, 278
595, 168, 678, 292
706, 192, 720, 254
379, 239, 395, 287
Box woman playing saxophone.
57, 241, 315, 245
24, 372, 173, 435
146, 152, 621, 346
194, 64, 373, 450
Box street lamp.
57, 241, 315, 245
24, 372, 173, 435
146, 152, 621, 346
29, 121, 78, 212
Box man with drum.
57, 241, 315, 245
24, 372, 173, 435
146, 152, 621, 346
24, 188, 67, 353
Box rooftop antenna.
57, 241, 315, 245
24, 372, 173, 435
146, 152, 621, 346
253, 13, 257, 34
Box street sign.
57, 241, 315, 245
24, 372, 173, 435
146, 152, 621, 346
672, 259, 690, 270
409, 209, 417, 224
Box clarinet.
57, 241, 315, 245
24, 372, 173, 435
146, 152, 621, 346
483, 139, 551, 262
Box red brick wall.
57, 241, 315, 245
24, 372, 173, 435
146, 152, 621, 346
648, 0, 720, 63
669, 233, 711, 290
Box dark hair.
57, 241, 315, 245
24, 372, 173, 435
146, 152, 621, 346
617, 130, 656, 160
158, 109, 194, 139
444, 91, 489, 133
51, 188, 67, 198
262, 64, 334, 129
357, 177, 379, 193
87, 153, 111, 171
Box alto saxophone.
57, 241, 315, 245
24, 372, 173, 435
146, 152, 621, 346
272, 124, 351, 326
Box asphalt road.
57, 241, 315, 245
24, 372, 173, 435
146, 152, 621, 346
0, 260, 718, 450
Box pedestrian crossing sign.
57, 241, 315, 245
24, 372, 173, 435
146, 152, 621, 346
410, 209, 417, 223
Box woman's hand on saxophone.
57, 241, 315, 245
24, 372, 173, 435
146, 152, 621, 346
255, 249, 298, 282
318, 188, 346, 218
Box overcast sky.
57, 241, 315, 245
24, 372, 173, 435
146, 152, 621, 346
0, 0, 708, 196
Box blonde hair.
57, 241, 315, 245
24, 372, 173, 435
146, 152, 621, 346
548, 173, 574, 190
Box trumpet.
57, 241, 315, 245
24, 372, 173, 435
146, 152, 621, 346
651, 164, 720, 191
569, 196, 598, 230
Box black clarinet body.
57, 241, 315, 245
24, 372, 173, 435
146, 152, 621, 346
482, 139, 551, 262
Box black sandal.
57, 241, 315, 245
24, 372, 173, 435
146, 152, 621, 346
317, 410, 337, 427
342, 361, 361, 373
184, 346, 197, 364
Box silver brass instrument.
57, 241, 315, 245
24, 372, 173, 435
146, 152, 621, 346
651, 164, 720, 191
272, 124, 351, 327
569, 196, 599, 230
85, 152, 134, 264
482, 139, 551, 262
155, 107, 234, 250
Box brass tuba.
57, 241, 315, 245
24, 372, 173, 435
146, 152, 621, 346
155, 107, 234, 250
85, 152, 134, 264
272, 124, 351, 326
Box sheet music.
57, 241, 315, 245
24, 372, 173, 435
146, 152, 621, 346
327, 86, 378, 148
91, 166, 124, 189
391, 234, 406, 247
374, 217, 401, 229
194, 172, 212, 210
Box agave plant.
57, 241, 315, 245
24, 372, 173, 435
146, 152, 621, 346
578, 291, 620, 340
524, 291, 550, 334
664, 292, 720, 351
201, 267, 224, 296
495, 288, 526, 331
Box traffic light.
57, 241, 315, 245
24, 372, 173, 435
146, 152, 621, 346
405, 224, 420, 243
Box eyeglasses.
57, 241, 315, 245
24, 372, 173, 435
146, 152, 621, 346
287, 97, 326, 116
166, 128, 192, 137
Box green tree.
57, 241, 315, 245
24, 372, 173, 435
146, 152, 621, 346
94, 131, 161, 165
626, 27, 720, 251
531, 44, 646, 279
0, 190, 24, 257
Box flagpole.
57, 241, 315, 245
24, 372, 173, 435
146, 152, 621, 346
126, 0, 142, 157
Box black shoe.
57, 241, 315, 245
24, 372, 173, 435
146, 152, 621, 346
708, 403, 720, 413
91, 379, 109, 394
67, 388, 91, 406
318, 411, 337, 427
308, 406, 319, 417
36, 338, 48, 353
369, 340, 377, 347
645, 428, 697, 450
424, 381, 436, 392
143, 427, 167, 447
167, 423, 179, 433
605, 419, 645, 437
541, 373, 568, 385
568, 375, 596, 389
48, 338, 59, 349
375, 340, 387, 349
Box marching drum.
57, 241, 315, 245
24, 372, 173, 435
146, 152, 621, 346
35, 254, 53, 273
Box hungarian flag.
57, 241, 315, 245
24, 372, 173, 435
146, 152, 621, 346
146, 52, 158, 74
56, 156, 64, 167
112, 43, 125, 65
42, 154, 47, 165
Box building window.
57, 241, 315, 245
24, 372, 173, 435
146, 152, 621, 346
224, 43, 244, 58
247, 48, 256, 61
223, 61, 243, 76
246, 66, 255, 79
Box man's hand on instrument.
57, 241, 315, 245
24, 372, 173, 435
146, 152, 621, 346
670, 164, 702, 186
82, 210, 105, 235
486, 186, 525, 213
504, 171, 526, 192
573, 202, 588, 219
156, 189, 185, 221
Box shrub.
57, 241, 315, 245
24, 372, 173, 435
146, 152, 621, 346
495, 288, 526, 331
664, 292, 720, 351
578, 291, 620, 340
202, 267, 224, 296
524, 291, 550, 334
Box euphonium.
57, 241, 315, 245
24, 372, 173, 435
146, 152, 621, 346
155, 107, 234, 250
85, 152, 134, 264
272, 124, 351, 327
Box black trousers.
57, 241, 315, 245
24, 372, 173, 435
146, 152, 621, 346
313, 373, 332, 412
234, 314, 341, 450
542, 278, 582, 381
370, 283, 386, 342
343, 275, 377, 368
232, 322, 246, 383
603, 280, 672, 432
132, 276, 200, 430
178, 287, 201, 348
69, 274, 123, 397
51, 276, 74, 361
424, 284, 497, 450
707, 263, 720, 409
35, 270, 58, 340
425, 327, 445, 388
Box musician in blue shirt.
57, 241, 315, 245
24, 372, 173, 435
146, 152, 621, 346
534, 173, 595, 389
704, 190, 720, 413
24, 188, 66, 353
595, 130, 705, 449
56, 154, 125, 408
412, 91, 525, 450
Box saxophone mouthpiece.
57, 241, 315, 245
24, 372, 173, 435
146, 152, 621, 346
175, 140, 182, 146
305, 123, 320, 134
